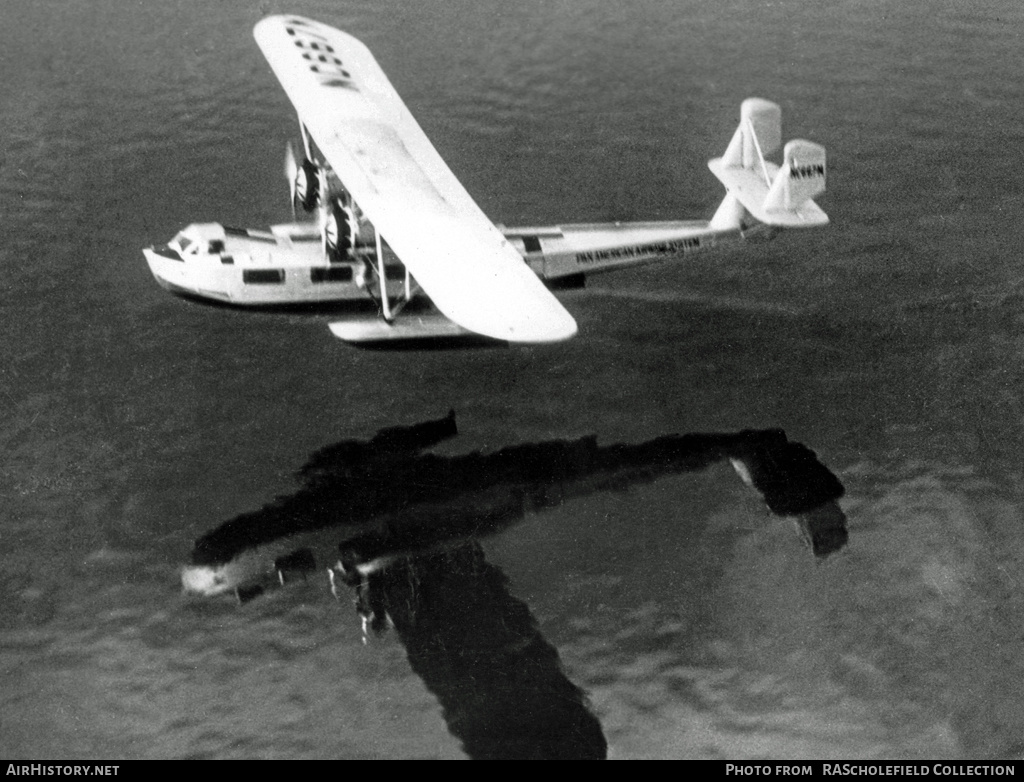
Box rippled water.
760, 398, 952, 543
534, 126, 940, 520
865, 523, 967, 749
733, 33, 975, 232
3, 0, 1024, 760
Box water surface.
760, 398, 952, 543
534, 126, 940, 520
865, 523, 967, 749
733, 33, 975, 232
2, 0, 1024, 760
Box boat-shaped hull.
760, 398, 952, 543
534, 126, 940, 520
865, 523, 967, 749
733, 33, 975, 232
142, 222, 413, 306
145, 219, 747, 307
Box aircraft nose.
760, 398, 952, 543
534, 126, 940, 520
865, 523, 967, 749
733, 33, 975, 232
181, 565, 228, 595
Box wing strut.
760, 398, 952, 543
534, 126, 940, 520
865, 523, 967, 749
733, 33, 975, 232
361, 228, 419, 324
375, 229, 392, 322
297, 116, 313, 161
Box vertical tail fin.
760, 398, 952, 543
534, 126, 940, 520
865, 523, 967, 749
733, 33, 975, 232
708, 99, 829, 228
720, 98, 782, 171
763, 140, 826, 212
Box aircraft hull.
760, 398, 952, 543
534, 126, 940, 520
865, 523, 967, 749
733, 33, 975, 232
142, 221, 409, 306
143, 247, 378, 306
145, 220, 747, 308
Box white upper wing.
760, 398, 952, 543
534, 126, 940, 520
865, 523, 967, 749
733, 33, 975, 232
253, 15, 577, 344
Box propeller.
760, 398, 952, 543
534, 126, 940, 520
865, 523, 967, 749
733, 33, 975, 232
286, 143, 321, 214
321, 193, 357, 264
284, 142, 298, 218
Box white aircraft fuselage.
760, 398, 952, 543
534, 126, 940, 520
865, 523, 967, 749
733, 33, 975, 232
143, 211, 765, 307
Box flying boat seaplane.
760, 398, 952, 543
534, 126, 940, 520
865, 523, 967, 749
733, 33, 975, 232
143, 15, 829, 346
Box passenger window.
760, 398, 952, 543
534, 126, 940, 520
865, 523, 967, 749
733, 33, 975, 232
522, 236, 542, 253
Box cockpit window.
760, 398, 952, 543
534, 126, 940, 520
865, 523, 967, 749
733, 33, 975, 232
174, 233, 193, 252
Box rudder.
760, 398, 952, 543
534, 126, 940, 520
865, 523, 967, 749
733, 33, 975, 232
720, 98, 782, 170
764, 140, 826, 213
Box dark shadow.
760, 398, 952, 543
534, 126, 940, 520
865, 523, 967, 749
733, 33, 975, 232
346, 334, 508, 351
544, 272, 586, 290
351, 541, 607, 759
185, 412, 846, 759
191, 410, 846, 569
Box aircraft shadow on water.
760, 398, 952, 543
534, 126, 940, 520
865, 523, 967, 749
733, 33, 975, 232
183, 411, 847, 759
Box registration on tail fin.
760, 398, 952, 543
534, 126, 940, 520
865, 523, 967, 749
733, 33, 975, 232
708, 98, 828, 227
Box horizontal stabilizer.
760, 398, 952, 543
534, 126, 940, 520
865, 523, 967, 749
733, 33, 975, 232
708, 98, 828, 228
